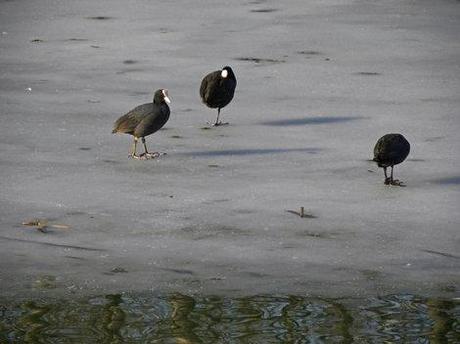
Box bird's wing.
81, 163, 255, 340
133, 103, 170, 137
199, 76, 208, 101
112, 103, 152, 134
200, 71, 220, 102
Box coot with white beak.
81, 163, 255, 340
112, 89, 171, 159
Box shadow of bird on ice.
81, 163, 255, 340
260, 116, 364, 127
180, 147, 321, 157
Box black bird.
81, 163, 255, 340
200, 66, 237, 126
112, 89, 171, 159
373, 133, 410, 186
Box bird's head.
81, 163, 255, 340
221, 66, 235, 79
154, 89, 171, 104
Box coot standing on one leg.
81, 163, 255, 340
112, 89, 171, 159
200, 66, 237, 126
373, 133, 410, 186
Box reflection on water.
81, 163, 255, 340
1, 293, 459, 343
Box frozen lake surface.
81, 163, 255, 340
0, 0, 459, 299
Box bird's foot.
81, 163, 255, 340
384, 178, 405, 187
390, 179, 405, 187
129, 154, 142, 160
206, 121, 229, 127
140, 152, 166, 160
213, 121, 229, 127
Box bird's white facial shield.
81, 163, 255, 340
162, 89, 171, 104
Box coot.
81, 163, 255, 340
112, 89, 171, 159
373, 133, 410, 186
200, 66, 237, 126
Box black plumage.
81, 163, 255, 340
112, 89, 171, 159
200, 66, 237, 126
373, 133, 410, 185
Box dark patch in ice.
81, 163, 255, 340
66, 38, 89, 42
170, 135, 182, 139
407, 158, 425, 162
235, 57, 285, 64
281, 243, 299, 249
202, 199, 230, 205
160, 268, 194, 275
0, 236, 106, 251
208, 164, 220, 168
248, 0, 267, 4
65, 255, 86, 260
432, 176, 460, 185
250, 8, 278, 13
424, 136, 444, 142
233, 209, 256, 214
181, 108, 193, 112
297, 50, 322, 56
102, 159, 121, 164
123, 59, 137, 64
78, 147, 91, 151
296, 231, 331, 239
116, 68, 145, 75
158, 28, 171, 33
178, 225, 250, 240
421, 249, 460, 260
90, 45, 100, 49
261, 116, 363, 126
111, 267, 128, 273
183, 147, 320, 157
419, 97, 446, 103
129, 91, 149, 96
354, 72, 381, 76
86, 16, 113, 20
30, 39, 45, 43
66, 211, 86, 216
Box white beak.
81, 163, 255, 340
221, 69, 228, 78
162, 89, 171, 104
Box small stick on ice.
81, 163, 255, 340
22, 219, 70, 232
50, 224, 70, 229
286, 207, 316, 219
22, 219, 48, 232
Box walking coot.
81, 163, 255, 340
200, 66, 237, 126
112, 89, 171, 159
373, 133, 410, 186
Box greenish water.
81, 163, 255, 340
1, 293, 459, 343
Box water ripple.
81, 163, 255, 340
1, 293, 458, 342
